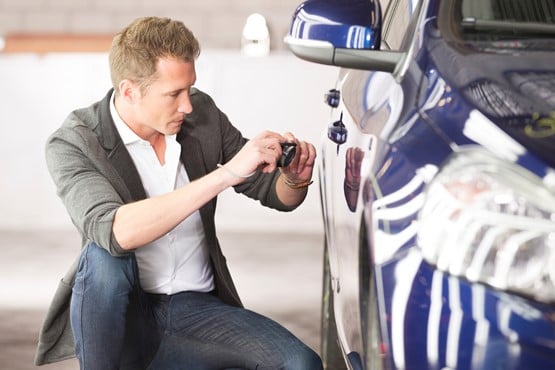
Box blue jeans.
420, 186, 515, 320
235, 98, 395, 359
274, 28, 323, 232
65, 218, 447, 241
70, 243, 323, 370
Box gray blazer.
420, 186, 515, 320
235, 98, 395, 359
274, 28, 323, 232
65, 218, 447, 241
35, 88, 295, 365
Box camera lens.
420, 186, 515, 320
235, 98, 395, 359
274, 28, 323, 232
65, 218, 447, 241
278, 142, 296, 167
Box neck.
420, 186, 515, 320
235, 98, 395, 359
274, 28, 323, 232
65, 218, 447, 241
114, 94, 166, 164
114, 94, 159, 142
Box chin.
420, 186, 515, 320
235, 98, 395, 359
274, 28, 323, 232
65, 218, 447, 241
167, 122, 182, 133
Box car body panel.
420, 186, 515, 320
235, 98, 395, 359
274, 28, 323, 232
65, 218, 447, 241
287, 0, 555, 369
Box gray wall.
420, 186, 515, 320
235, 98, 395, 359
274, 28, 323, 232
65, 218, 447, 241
0, 0, 302, 50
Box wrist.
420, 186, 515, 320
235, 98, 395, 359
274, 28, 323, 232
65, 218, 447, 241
282, 176, 313, 189
217, 163, 256, 180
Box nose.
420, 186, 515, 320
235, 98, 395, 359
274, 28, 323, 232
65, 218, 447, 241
177, 92, 193, 115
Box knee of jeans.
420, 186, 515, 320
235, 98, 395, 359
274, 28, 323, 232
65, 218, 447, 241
78, 242, 137, 294
285, 348, 323, 370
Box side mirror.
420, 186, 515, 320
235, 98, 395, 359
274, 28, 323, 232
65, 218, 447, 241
284, 0, 405, 72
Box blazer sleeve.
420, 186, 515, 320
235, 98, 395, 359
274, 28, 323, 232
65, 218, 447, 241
190, 90, 298, 212
45, 113, 128, 256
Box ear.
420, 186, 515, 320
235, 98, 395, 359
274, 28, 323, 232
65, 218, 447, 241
119, 79, 139, 103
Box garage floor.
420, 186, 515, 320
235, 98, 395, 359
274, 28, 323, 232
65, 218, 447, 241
0, 230, 323, 370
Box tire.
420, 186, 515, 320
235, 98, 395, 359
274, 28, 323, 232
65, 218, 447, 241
321, 240, 348, 370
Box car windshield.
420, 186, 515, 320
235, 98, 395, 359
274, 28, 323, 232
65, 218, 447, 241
459, 0, 555, 40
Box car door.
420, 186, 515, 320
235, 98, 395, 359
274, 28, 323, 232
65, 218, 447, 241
322, 0, 424, 366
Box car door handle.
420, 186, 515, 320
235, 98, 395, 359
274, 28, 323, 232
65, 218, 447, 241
328, 112, 347, 153
325, 88, 340, 108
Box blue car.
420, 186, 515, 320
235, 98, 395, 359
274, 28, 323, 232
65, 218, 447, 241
285, 0, 555, 369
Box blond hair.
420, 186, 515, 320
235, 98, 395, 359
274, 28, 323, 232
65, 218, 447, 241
109, 17, 200, 94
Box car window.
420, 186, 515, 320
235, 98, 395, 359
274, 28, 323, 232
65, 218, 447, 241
459, 0, 555, 40
383, 0, 421, 50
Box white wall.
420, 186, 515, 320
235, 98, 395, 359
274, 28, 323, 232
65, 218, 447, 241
0, 0, 303, 51
0, 50, 338, 233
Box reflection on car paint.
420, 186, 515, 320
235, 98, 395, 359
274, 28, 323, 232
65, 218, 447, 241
462, 110, 526, 162
344, 147, 364, 212
371, 164, 435, 264
286, 0, 555, 369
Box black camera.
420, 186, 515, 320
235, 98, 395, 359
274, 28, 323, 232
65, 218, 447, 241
277, 142, 297, 167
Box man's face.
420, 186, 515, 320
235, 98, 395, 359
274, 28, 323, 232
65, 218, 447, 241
133, 57, 197, 137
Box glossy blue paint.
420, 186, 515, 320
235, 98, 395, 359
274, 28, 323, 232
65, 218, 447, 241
288, 0, 381, 49
287, 0, 555, 369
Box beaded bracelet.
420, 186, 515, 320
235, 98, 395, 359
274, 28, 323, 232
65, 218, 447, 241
283, 177, 314, 189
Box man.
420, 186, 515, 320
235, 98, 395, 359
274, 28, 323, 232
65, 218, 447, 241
35, 16, 322, 370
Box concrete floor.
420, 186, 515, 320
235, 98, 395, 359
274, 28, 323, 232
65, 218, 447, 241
0, 229, 324, 369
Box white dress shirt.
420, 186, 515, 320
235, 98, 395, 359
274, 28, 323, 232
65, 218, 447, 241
110, 94, 215, 294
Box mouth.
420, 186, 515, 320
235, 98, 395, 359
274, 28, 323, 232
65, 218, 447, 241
171, 118, 185, 126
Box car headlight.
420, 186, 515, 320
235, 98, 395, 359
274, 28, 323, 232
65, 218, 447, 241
417, 148, 555, 304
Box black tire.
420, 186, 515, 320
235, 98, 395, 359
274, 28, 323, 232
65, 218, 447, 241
321, 240, 348, 370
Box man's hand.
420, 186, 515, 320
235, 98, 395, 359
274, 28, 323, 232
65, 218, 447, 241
219, 130, 316, 193
220, 131, 288, 185
278, 132, 316, 186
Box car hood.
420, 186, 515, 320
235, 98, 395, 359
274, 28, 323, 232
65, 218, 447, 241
427, 36, 555, 168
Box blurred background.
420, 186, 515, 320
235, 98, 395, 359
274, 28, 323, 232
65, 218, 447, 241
0, 0, 339, 233
0, 0, 339, 368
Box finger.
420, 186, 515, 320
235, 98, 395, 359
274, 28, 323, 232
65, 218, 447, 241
250, 132, 284, 159
292, 141, 315, 174
296, 141, 310, 168
260, 152, 279, 173
257, 146, 282, 170
238, 137, 281, 171
305, 143, 317, 168
282, 131, 296, 143
254, 130, 287, 144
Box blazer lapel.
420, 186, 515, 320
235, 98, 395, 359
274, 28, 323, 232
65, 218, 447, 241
96, 90, 147, 202
108, 142, 147, 202
177, 131, 207, 182
177, 130, 217, 228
